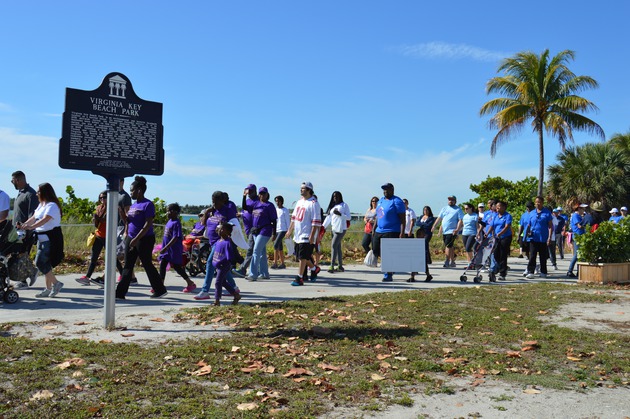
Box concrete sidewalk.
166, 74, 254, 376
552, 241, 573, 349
1, 255, 576, 342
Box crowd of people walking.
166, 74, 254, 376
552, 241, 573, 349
2, 171, 627, 305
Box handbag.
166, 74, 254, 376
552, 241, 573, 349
86, 230, 97, 247
363, 250, 377, 267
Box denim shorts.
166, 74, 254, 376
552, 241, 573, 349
35, 240, 52, 275
273, 231, 287, 250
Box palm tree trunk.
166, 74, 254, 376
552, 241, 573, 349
537, 125, 544, 197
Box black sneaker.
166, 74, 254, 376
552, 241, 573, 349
150, 291, 168, 299
130, 277, 138, 284
566, 272, 577, 278
425, 274, 433, 282
90, 277, 105, 288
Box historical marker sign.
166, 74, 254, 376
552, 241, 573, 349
59, 72, 164, 177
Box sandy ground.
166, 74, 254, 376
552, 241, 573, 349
2, 257, 629, 418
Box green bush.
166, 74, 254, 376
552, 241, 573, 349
575, 217, 630, 264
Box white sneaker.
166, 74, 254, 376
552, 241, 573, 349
193, 291, 211, 300
12, 281, 28, 289
535, 264, 541, 274
36, 289, 51, 298
50, 281, 64, 297
525, 273, 535, 279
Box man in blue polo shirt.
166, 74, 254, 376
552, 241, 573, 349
432, 195, 464, 268
373, 183, 406, 282
525, 196, 553, 279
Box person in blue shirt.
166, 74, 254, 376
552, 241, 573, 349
555, 207, 567, 260
567, 203, 587, 278
461, 203, 480, 265
525, 196, 553, 279
487, 200, 512, 280
432, 195, 464, 268
373, 183, 406, 282
609, 208, 623, 223
517, 202, 534, 260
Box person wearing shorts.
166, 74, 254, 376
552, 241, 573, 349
271, 195, 290, 269
432, 195, 464, 268
285, 182, 322, 286
461, 203, 479, 264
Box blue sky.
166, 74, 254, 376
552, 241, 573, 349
1, 1, 628, 214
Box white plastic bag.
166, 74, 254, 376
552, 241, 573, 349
284, 238, 295, 256
364, 250, 377, 267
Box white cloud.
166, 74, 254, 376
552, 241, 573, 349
396, 42, 509, 62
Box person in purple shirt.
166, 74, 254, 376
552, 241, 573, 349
116, 176, 168, 300
159, 203, 197, 293
234, 184, 258, 277
212, 222, 241, 306
242, 186, 277, 281
487, 200, 512, 281
194, 191, 240, 300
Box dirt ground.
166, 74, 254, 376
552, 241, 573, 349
3, 269, 629, 419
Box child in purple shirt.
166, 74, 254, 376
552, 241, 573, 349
212, 222, 242, 306
159, 203, 197, 293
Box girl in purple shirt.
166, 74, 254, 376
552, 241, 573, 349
212, 222, 241, 306
159, 203, 197, 293
116, 176, 168, 300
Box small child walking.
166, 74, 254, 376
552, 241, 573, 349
212, 222, 242, 306
159, 203, 197, 293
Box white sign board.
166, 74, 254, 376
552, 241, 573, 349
380, 238, 425, 273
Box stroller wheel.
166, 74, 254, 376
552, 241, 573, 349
459, 275, 467, 282
489, 272, 497, 282
4, 290, 19, 304
186, 263, 199, 278
473, 276, 482, 283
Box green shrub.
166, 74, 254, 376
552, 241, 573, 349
575, 217, 630, 263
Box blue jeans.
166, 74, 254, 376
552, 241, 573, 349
201, 245, 237, 293
250, 234, 271, 278
568, 241, 579, 273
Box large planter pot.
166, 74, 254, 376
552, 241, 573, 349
577, 262, 630, 284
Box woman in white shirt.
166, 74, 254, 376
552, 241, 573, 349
271, 195, 291, 269
323, 191, 351, 273
18, 183, 64, 298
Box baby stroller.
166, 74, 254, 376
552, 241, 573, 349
459, 233, 498, 283
0, 220, 37, 304
183, 236, 210, 277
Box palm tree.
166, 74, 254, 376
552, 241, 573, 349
547, 142, 630, 209
609, 131, 630, 157
480, 49, 605, 196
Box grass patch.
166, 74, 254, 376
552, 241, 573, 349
1, 283, 629, 417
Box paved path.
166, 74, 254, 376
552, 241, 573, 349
3, 255, 574, 326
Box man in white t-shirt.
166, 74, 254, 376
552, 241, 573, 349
403, 199, 416, 237
0, 188, 10, 223
285, 181, 322, 286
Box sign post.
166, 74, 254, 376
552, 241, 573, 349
59, 72, 164, 328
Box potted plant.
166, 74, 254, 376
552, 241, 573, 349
575, 217, 630, 284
